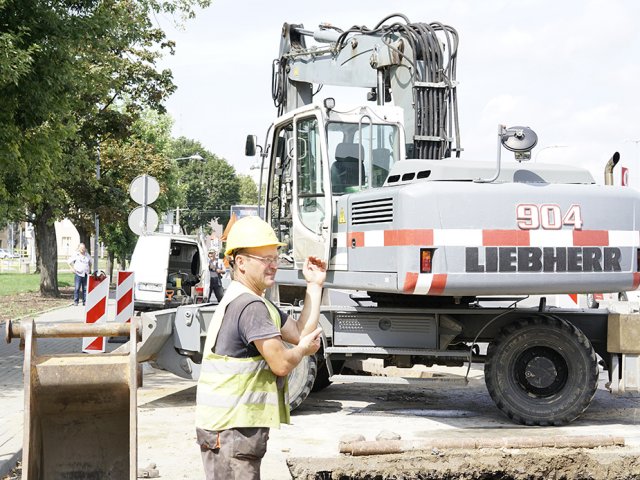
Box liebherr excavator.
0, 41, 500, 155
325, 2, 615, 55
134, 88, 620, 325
139, 14, 640, 425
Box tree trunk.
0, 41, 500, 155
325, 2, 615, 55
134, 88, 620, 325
107, 250, 115, 280
76, 226, 91, 254
118, 256, 127, 271
35, 205, 59, 297
34, 246, 40, 274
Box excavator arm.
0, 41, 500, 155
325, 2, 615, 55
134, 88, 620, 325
272, 14, 462, 160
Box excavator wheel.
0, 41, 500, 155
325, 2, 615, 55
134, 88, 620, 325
484, 315, 598, 426
312, 356, 345, 392
287, 352, 317, 411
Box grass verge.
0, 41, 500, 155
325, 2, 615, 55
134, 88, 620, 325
0, 273, 75, 323
0, 272, 74, 296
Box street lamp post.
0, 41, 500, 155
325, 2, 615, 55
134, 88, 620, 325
171, 153, 204, 231
249, 162, 269, 211
173, 154, 204, 162
94, 141, 101, 271
534, 145, 568, 163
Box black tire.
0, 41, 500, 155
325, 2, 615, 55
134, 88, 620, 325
484, 315, 598, 426
287, 353, 317, 411
312, 357, 345, 392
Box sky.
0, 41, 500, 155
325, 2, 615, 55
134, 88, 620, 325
156, 0, 640, 185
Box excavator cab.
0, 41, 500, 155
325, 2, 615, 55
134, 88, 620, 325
327, 117, 400, 193
250, 102, 404, 284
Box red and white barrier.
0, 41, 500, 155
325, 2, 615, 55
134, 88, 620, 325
82, 273, 110, 353
114, 271, 134, 324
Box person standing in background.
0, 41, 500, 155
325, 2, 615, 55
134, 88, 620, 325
211, 233, 220, 253
208, 251, 225, 303
68, 242, 92, 306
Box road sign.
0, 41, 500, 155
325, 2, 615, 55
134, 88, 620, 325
114, 271, 134, 324
83, 273, 110, 353
128, 206, 159, 235
129, 174, 160, 205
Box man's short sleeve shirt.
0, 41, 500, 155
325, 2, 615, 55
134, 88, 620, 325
213, 293, 288, 358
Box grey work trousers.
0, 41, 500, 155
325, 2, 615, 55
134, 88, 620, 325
196, 427, 269, 480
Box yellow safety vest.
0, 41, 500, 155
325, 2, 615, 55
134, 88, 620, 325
195, 281, 290, 431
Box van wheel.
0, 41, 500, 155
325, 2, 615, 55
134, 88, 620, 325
485, 315, 598, 426
287, 353, 317, 411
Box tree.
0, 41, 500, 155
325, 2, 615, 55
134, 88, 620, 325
166, 137, 241, 234
238, 174, 259, 204
98, 135, 175, 278
0, 0, 211, 296
96, 109, 177, 280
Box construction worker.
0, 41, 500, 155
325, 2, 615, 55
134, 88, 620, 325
195, 216, 325, 479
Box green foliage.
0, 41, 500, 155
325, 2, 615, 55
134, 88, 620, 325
0, 0, 211, 220
101, 222, 137, 267
181, 155, 241, 235
238, 174, 259, 204
0, 0, 211, 294
166, 137, 241, 234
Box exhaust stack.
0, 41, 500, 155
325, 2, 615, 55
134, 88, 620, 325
604, 152, 620, 185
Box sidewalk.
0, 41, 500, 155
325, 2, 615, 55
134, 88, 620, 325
0, 300, 117, 477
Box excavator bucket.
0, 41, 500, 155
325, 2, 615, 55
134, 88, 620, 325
6, 320, 139, 480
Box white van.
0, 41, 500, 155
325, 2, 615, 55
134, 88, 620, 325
129, 233, 210, 311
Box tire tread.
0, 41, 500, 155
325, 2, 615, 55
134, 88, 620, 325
485, 315, 598, 426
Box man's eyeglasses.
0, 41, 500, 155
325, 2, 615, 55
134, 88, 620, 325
240, 253, 279, 267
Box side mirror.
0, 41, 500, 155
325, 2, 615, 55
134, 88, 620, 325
245, 135, 257, 156
475, 124, 538, 183
501, 126, 538, 162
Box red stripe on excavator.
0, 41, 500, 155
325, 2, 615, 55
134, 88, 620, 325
573, 230, 609, 246
429, 274, 447, 295
347, 231, 365, 247
403, 272, 419, 293
384, 229, 434, 246
402, 273, 447, 295
483, 230, 530, 246
632, 273, 640, 290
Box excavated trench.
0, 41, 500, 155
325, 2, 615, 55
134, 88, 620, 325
288, 448, 640, 479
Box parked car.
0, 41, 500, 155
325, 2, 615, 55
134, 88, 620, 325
0, 248, 19, 259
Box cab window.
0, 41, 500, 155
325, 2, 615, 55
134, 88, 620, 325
296, 116, 325, 233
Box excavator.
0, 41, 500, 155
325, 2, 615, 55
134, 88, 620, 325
138, 14, 640, 426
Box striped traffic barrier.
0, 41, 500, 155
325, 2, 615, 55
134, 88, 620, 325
82, 272, 109, 353
114, 271, 135, 324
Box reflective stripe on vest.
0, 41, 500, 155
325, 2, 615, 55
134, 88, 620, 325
195, 281, 290, 431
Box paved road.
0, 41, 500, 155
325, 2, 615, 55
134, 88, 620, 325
3, 302, 640, 479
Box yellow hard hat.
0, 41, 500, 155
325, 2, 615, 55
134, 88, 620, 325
224, 216, 286, 256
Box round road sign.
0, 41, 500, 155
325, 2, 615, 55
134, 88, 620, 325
128, 206, 159, 235
129, 174, 160, 205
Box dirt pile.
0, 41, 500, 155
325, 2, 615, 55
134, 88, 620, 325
288, 447, 640, 479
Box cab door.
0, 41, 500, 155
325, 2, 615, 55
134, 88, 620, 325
265, 112, 331, 270
291, 113, 331, 267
